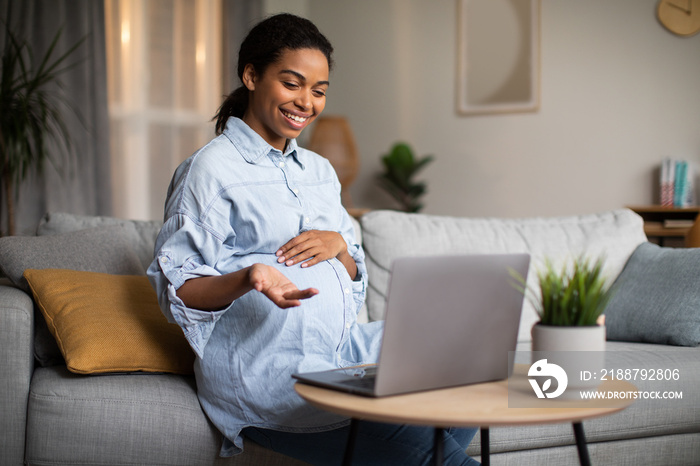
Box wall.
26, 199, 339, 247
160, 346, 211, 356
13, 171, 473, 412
307, 0, 700, 218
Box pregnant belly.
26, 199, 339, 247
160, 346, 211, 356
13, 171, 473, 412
228, 253, 350, 360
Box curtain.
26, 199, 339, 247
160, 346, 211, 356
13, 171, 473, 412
103, 0, 264, 222
106, 0, 227, 221
0, 0, 111, 235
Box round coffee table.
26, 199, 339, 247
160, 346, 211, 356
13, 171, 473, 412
294, 365, 636, 466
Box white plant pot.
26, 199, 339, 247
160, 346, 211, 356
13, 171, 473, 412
531, 324, 606, 396
532, 324, 606, 352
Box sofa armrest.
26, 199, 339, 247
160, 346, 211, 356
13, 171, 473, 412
0, 285, 35, 466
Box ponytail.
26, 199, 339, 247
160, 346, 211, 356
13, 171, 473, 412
214, 86, 248, 135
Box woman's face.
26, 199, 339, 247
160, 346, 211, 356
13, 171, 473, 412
242, 48, 329, 151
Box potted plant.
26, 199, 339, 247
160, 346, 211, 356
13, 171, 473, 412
0, 6, 84, 235
377, 142, 434, 213
513, 256, 613, 394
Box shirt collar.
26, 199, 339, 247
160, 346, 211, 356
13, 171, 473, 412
223, 117, 305, 169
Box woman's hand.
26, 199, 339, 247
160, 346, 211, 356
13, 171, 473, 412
176, 263, 317, 311
249, 263, 318, 308
276, 230, 358, 279
276, 230, 346, 267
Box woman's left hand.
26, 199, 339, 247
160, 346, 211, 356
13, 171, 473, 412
276, 230, 346, 268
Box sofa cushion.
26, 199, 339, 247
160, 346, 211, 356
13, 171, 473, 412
37, 211, 163, 272
26, 366, 309, 465
24, 269, 194, 375
605, 242, 700, 347
0, 226, 145, 292
360, 209, 647, 341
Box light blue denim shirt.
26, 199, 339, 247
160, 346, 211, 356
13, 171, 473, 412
147, 117, 383, 456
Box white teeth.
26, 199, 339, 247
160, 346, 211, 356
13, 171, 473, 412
282, 111, 307, 123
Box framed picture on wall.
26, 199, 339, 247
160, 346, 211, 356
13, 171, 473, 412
457, 0, 540, 115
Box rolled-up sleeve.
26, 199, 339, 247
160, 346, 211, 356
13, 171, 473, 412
147, 213, 231, 358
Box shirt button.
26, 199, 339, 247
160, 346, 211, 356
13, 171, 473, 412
160, 257, 169, 264
304, 217, 310, 224
344, 288, 350, 294
346, 322, 351, 329
279, 161, 285, 168
292, 188, 299, 195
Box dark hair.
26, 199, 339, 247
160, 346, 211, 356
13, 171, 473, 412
213, 13, 334, 134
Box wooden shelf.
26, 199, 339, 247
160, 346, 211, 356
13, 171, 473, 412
627, 205, 700, 248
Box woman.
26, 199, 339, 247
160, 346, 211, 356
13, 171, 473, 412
147, 13, 479, 465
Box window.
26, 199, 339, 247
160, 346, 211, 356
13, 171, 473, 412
105, 0, 222, 220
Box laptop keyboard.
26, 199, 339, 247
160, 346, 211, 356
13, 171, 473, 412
341, 375, 377, 389
340, 365, 377, 389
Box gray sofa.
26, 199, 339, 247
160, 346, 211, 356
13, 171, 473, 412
1, 209, 699, 465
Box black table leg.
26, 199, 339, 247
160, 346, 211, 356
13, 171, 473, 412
572, 422, 591, 466
480, 427, 490, 466
342, 419, 359, 466
434, 427, 444, 466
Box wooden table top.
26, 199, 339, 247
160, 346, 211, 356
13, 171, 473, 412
294, 365, 636, 428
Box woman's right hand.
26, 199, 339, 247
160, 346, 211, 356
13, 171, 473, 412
248, 263, 319, 308
177, 263, 318, 311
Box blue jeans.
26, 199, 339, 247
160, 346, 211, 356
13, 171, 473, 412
243, 422, 480, 466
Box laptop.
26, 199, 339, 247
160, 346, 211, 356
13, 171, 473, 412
292, 253, 530, 397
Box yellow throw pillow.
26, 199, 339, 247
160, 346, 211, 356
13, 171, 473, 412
24, 269, 194, 375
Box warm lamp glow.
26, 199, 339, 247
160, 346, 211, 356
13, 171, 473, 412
196, 42, 206, 67
121, 20, 130, 45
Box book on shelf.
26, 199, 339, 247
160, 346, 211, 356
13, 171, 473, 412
660, 158, 696, 208
663, 219, 695, 228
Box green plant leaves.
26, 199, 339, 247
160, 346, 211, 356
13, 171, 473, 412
1, 5, 85, 235
378, 142, 434, 213
512, 256, 613, 327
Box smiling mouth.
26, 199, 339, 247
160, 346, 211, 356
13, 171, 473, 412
281, 110, 309, 124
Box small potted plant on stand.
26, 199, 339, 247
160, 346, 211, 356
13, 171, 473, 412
514, 256, 612, 394
377, 142, 433, 213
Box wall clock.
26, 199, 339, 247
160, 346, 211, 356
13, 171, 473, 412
657, 0, 700, 36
